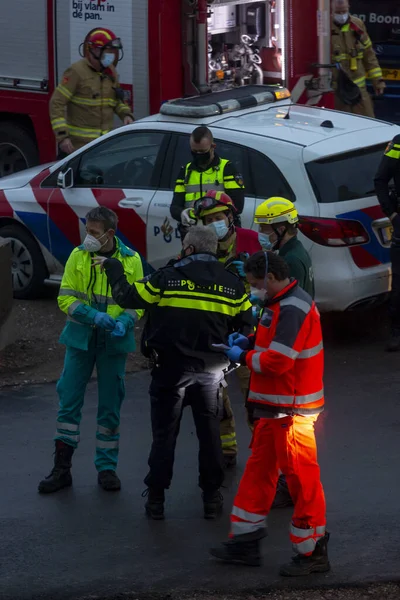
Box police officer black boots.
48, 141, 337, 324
143, 488, 165, 520
98, 470, 121, 491
202, 490, 223, 519
210, 537, 262, 566
279, 532, 331, 577
38, 440, 74, 494
386, 328, 400, 352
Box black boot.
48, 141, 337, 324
38, 440, 74, 494
210, 537, 262, 566
279, 532, 331, 577
386, 329, 400, 352
202, 489, 223, 519
143, 488, 165, 520
223, 455, 237, 469
98, 470, 121, 491
272, 474, 294, 509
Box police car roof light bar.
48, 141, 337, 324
160, 85, 291, 119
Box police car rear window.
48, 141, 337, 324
306, 144, 387, 203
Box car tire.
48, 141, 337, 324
0, 224, 47, 299
0, 122, 39, 178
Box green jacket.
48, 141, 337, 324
58, 237, 143, 354
279, 236, 315, 299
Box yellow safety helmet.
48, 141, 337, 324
254, 197, 298, 226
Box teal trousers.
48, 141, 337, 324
55, 339, 127, 472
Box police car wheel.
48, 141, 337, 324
0, 123, 39, 177
0, 224, 47, 299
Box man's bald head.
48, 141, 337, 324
332, 0, 349, 14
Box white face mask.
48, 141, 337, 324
83, 232, 108, 253
250, 286, 268, 303
334, 12, 349, 25
101, 52, 115, 68
208, 220, 229, 240
258, 232, 273, 250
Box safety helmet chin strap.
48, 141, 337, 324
272, 224, 288, 251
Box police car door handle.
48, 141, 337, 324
118, 198, 143, 208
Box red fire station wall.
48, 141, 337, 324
148, 0, 183, 114
286, 0, 318, 88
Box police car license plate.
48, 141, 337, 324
379, 225, 393, 244
382, 68, 400, 81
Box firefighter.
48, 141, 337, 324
50, 28, 134, 157
331, 0, 385, 118
210, 251, 329, 577
192, 191, 261, 468
38, 207, 143, 494
374, 135, 400, 351
95, 227, 252, 520
255, 197, 314, 298
253, 197, 315, 508
170, 126, 245, 238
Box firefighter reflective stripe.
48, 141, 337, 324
298, 342, 324, 359
68, 124, 110, 139
51, 117, 68, 130
367, 67, 382, 79
221, 432, 237, 448
59, 289, 89, 301
353, 75, 366, 87
280, 296, 312, 315
290, 524, 326, 555
70, 96, 117, 107
231, 505, 266, 523
57, 421, 79, 432
363, 37, 372, 50
68, 300, 83, 315
96, 440, 119, 449
248, 389, 324, 405
58, 84, 73, 100
252, 352, 262, 373
231, 520, 266, 536
269, 341, 299, 360
97, 425, 120, 435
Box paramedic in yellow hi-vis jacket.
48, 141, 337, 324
331, 0, 385, 118
49, 27, 133, 158
38, 207, 143, 495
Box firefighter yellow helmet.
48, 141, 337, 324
254, 197, 298, 226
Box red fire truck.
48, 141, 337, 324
0, 0, 331, 177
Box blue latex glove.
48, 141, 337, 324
111, 320, 126, 338
225, 345, 245, 363
94, 312, 116, 331
232, 260, 245, 277
250, 294, 264, 306
228, 332, 250, 350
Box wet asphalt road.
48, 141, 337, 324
1, 310, 400, 600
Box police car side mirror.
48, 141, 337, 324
57, 167, 74, 189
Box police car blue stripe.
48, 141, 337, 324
337, 208, 390, 265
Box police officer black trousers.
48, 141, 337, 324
144, 366, 225, 493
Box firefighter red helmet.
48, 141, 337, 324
193, 190, 237, 219
81, 28, 123, 63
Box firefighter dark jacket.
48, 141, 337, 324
103, 253, 253, 372
374, 135, 400, 217
50, 58, 133, 149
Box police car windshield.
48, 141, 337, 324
306, 144, 387, 203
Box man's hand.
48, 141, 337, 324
224, 345, 245, 363
59, 138, 74, 155
228, 332, 249, 350
94, 312, 116, 331
111, 321, 126, 338
123, 116, 134, 125
373, 80, 385, 96
181, 208, 197, 227
92, 256, 107, 270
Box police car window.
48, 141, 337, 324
75, 132, 165, 188
168, 134, 251, 193
248, 150, 295, 201
306, 144, 387, 203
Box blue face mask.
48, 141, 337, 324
101, 52, 115, 68
208, 220, 229, 240
258, 232, 273, 250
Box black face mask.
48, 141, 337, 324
191, 150, 212, 169
180, 245, 195, 259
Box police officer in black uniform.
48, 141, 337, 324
95, 227, 252, 520
375, 134, 400, 351
170, 126, 245, 238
